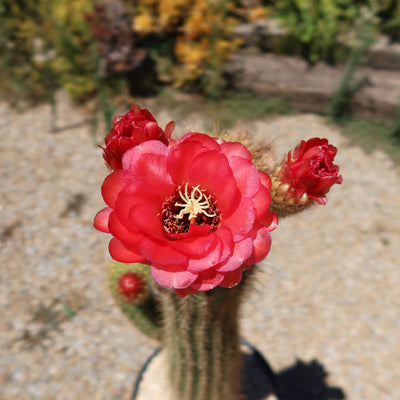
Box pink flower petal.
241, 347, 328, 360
311, 175, 340, 194
222, 197, 256, 240
220, 141, 253, 161
186, 227, 233, 272
144, 121, 162, 140
115, 183, 164, 227
128, 204, 166, 240
189, 150, 240, 216
228, 155, 260, 198
122, 139, 167, 165
108, 211, 142, 245
151, 265, 197, 289
258, 170, 272, 191
122, 141, 173, 194
164, 121, 175, 138
109, 238, 146, 263
252, 184, 271, 220
259, 210, 278, 232
217, 237, 252, 272
186, 239, 222, 272
169, 231, 218, 257
136, 236, 188, 266
101, 170, 135, 208
189, 268, 225, 291
216, 226, 235, 261
175, 132, 221, 151
94, 207, 112, 233
247, 227, 272, 265
167, 139, 207, 185
219, 269, 243, 288
308, 194, 328, 205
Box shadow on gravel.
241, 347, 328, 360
275, 359, 346, 400
240, 339, 346, 400
132, 344, 346, 400
131, 339, 346, 400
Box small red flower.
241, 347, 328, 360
279, 137, 343, 205
102, 104, 175, 170
118, 272, 145, 300
95, 132, 277, 296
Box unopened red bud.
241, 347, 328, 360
270, 137, 342, 217
278, 137, 342, 205
101, 104, 174, 170
118, 273, 145, 300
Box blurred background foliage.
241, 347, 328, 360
0, 0, 400, 105
0, 0, 97, 103
274, 0, 374, 63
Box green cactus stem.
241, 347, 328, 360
109, 262, 162, 341
158, 269, 254, 400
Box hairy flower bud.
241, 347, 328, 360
270, 137, 342, 216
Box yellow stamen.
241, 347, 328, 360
174, 183, 217, 221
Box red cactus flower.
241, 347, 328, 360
118, 272, 145, 300
279, 137, 343, 205
95, 132, 277, 296
102, 104, 175, 170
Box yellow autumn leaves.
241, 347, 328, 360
133, 0, 243, 83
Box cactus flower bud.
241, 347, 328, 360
102, 104, 175, 170
277, 137, 342, 204
118, 272, 146, 301
270, 137, 342, 217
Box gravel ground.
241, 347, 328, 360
1, 92, 399, 400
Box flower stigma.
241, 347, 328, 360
162, 183, 220, 237
175, 183, 216, 222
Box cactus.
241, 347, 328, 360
94, 104, 343, 399
111, 262, 252, 399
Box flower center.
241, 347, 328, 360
162, 183, 220, 237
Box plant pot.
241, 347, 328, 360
131, 339, 278, 400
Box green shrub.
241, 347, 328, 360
0, 0, 99, 103
0, 0, 59, 102
275, 0, 370, 63
373, 0, 400, 41
49, 0, 98, 102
